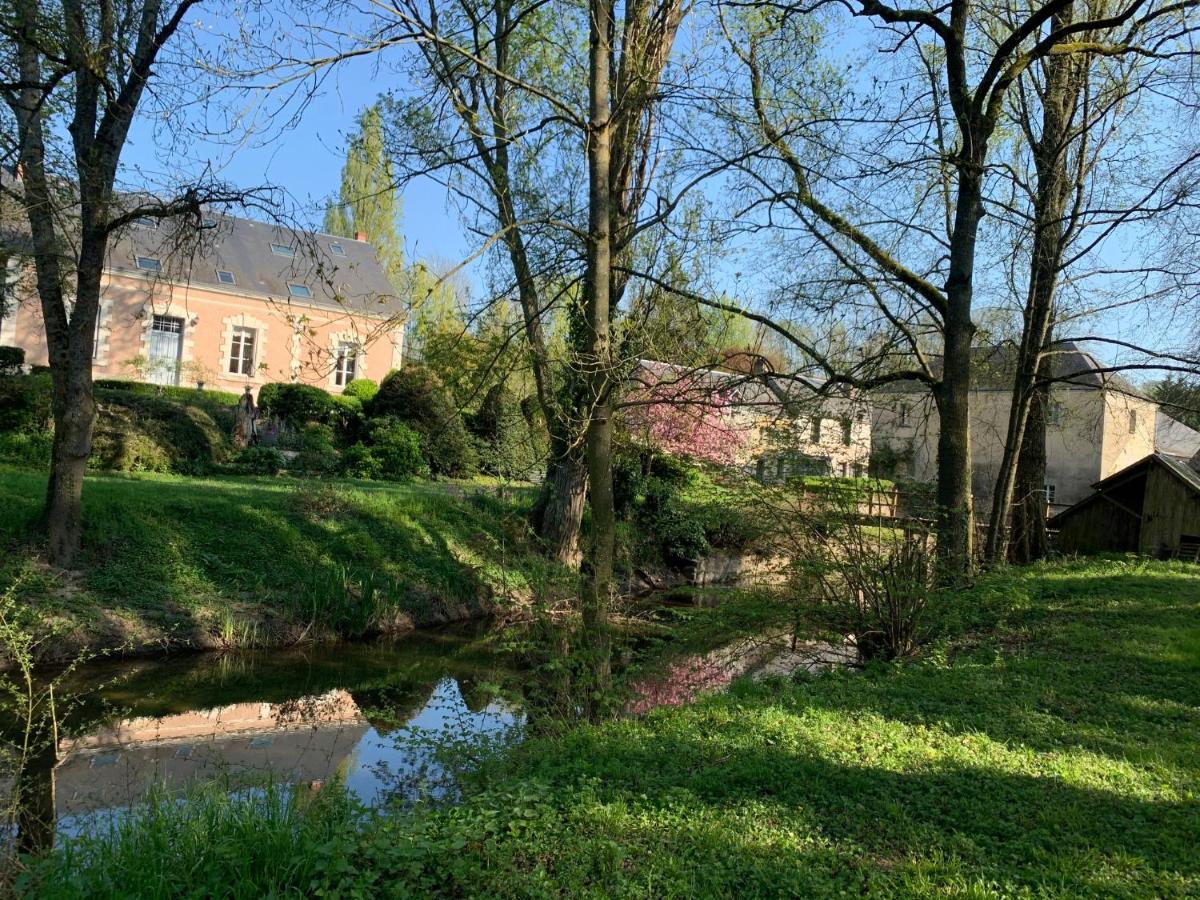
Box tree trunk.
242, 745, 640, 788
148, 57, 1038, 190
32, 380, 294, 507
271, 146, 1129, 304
983, 2, 1079, 565
1009, 353, 1051, 563
935, 164, 983, 579
579, 0, 616, 709
532, 441, 587, 566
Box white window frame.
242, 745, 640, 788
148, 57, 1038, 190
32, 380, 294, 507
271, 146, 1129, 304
270, 243, 295, 258
329, 242, 346, 257
229, 326, 257, 376
1044, 483, 1057, 505
135, 256, 161, 271
334, 341, 358, 386
287, 283, 312, 299
216, 269, 236, 285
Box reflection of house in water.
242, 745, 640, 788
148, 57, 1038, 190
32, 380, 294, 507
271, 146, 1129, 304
55, 689, 369, 816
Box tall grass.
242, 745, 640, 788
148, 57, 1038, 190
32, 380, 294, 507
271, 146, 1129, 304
23, 779, 364, 899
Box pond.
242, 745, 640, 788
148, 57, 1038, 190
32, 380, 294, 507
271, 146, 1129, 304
2, 623, 526, 854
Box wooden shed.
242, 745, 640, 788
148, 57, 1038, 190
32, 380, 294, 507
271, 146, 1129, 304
1048, 453, 1200, 560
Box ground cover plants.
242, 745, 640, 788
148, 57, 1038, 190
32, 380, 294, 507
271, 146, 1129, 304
17, 557, 1197, 897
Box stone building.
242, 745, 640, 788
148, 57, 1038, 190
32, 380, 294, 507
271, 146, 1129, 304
869, 342, 1167, 511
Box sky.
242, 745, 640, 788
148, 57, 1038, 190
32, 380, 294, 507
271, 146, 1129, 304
110, 7, 1192, 381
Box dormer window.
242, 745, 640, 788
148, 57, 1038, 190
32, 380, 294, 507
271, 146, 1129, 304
270, 243, 295, 258
287, 283, 312, 299
216, 269, 236, 285
135, 256, 161, 271
330, 242, 346, 257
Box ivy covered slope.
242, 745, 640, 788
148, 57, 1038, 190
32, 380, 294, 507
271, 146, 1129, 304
0, 468, 557, 661
30, 558, 1200, 898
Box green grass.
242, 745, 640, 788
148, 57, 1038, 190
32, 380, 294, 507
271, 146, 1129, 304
24, 558, 1200, 897
0, 467, 561, 657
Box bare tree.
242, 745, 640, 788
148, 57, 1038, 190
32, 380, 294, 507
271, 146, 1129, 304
0, 0, 279, 566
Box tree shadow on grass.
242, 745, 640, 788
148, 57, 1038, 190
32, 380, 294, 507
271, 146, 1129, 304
511, 727, 1199, 897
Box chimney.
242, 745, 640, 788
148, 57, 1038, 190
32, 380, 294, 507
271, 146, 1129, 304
354, 230, 368, 242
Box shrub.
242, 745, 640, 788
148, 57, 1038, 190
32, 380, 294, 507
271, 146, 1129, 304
368, 366, 477, 477
0, 346, 24, 376
292, 423, 341, 475
0, 372, 53, 432
469, 385, 540, 480
341, 443, 382, 480
342, 378, 379, 403
612, 448, 649, 519
258, 382, 336, 427
0, 429, 53, 467
368, 418, 427, 481
90, 393, 229, 474
236, 445, 285, 476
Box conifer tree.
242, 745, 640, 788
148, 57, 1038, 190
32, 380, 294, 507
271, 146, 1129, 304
324, 105, 406, 293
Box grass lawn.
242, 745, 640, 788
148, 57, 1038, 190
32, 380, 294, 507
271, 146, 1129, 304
27, 557, 1200, 897
0, 466, 558, 658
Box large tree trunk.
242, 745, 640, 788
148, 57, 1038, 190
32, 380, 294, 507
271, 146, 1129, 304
579, 0, 616, 709
983, 3, 1079, 565
45, 364, 96, 568
1009, 352, 1051, 564
532, 436, 587, 566
935, 164, 983, 579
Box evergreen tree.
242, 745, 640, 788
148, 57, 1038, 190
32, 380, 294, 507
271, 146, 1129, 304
324, 105, 406, 293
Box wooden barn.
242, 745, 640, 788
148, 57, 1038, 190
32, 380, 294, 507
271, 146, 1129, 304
1048, 453, 1200, 561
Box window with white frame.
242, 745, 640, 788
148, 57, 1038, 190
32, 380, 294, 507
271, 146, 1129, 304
270, 243, 295, 258
287, 283, 312, 299
1044, 483, 1057, 504
216, 269, 236, 285
229, 326, 257, 375
135, 256, 161, 271
334, 341, 358, 386
1048, 401, 1064, 425
329, 242, 346, 257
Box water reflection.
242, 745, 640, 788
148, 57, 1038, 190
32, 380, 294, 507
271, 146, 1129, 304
2, 626, 523, 853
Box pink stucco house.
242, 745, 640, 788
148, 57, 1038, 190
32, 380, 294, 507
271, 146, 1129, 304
1, 194, 405, 395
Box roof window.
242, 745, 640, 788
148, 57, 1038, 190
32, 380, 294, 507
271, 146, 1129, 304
132, 217, 158, 229
135, 256, 161, 271
270, 243, 295, 258
216, 269, 236, 285
330, 242, 346, 257
286, 283, 312, 299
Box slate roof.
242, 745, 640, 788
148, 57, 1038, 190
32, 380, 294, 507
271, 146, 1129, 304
109, 212, 403, 320
0, 170, 403, 320
875, 340, 1146, 397
1156, 412, 1200, 460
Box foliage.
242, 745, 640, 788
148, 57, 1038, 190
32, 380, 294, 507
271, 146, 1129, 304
469, 384, 541, 480
625, 367, 750, 466
324, 104, 407, 294
234, 446, 285, 476
0, 345, 24, 376
368, 365, 478, 477
368, 418, 428, 480
257, 382, 336, 428
341, 443, 383, 480
279, 423, 341, 475
0, 372, 53, 432
342, 378, 380, 403
1150, 373, 1200, 431
90, 391, 230, 474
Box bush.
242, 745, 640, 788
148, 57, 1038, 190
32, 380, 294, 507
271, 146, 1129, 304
341, 443, 382, 480
235, 445, 285, 476
258, 382, 336, 427
0, 345, 24, 376
90, 392, 229, 474
368, 366, 477, 477
0, 372, 53, 432
368, 418, 427, 481
341, 378, 379, 403
469, 385, 540, 480
0, 429, 53, 467
291, 423, 341, 475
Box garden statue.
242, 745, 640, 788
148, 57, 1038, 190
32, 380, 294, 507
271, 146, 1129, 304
233, 386, 259, 448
